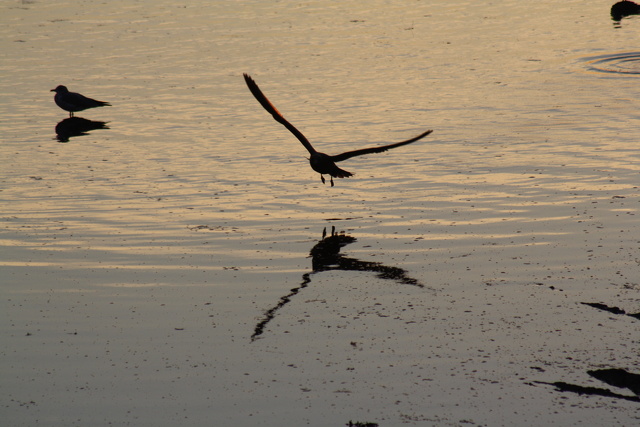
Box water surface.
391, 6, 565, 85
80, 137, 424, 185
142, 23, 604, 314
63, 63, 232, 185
2, 1, 639, 426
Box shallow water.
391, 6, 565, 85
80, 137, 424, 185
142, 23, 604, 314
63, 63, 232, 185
2, 1, 640, 426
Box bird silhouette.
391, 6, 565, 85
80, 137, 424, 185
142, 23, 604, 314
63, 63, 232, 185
243, 73, 432, 186
51, 85, 111, 117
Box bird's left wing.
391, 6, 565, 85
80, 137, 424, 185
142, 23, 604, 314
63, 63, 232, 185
243, 73, 317, 155
331, 130, 433, 163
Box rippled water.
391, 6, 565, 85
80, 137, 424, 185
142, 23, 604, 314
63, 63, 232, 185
2, 1, 639, 426
584, 51, 640, 74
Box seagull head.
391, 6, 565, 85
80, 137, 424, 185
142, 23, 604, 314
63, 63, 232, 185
51, 85, 69, 93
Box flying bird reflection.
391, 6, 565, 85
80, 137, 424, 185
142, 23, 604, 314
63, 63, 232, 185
243, 73, 432, 186
51, 85, 111, 117
251, 227, 425, 341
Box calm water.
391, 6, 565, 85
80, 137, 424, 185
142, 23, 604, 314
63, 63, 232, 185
2, 1, 639, 426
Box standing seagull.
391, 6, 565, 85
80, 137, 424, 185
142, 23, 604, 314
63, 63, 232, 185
51, 85, 111, 117
243, 73, 432, 186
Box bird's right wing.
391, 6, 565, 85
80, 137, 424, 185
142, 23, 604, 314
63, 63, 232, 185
243, 74, 317, 155
331, 130, 433, 163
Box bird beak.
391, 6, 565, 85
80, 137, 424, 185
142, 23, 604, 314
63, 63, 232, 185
50, 88, 55, 92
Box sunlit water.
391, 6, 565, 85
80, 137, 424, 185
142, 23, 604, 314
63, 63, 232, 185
2, 1, 639, 426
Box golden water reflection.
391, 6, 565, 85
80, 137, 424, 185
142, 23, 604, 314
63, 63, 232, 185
2, 1, 639, 426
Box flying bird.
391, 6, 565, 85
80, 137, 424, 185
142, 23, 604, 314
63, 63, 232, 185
243, 73, 432, 186
51, 85, 111, 117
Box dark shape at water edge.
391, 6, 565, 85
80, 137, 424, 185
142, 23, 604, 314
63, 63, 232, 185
534, 367, 640, 402
588, 368, 640, 395
611, 1, 640, 21
581, 302, 640, 320
55, 117, 109, 142
532, 301, 640, 403
581, 301, 626, 315
251, 227, 425, 341
535, 381, 640, 402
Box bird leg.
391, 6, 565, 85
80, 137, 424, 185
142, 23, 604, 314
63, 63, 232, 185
320, 175, 325, 184
330, 177, 334, 187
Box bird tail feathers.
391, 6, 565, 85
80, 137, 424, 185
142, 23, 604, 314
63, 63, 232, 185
332, 167, 353, 178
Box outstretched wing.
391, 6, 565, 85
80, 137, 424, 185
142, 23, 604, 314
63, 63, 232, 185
331, 130, 433, 163
243, 74, 317, 155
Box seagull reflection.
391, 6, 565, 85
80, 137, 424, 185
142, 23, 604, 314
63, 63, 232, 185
54, 117, 109, 142
251, 226, 424, 341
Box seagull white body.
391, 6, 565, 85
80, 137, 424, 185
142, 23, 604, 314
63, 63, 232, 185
243, 73, 432, 186
51, 85, 111, 117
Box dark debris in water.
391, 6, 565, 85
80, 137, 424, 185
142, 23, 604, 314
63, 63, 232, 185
535, 380, 640, 402
534, 302, 640, 402
588, 368, 640, 396
581, 302, 640, 320
346, 421, 379, 427
187, 225, 239, 233
536, 368, 640, 401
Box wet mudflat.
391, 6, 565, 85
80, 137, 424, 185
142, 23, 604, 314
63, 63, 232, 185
1, 1, 639, 426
